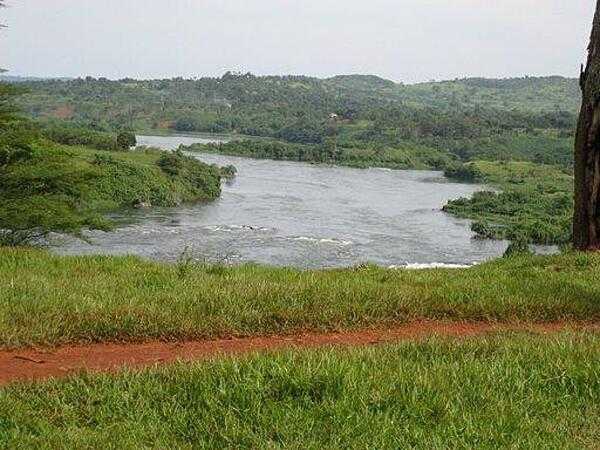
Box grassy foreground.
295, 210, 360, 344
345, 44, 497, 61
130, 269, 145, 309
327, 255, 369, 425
1, 249, 600, 349
1, 333, 600, 448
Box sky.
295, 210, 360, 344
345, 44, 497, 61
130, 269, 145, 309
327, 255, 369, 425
0, 0, 596, 83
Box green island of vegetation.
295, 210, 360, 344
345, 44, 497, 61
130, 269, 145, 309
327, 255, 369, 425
444, 160, 573, 245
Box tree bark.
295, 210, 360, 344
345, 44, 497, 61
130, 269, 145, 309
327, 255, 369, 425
574, 1, 600, 250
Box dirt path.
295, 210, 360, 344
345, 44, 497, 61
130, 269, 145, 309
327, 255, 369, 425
0, 321, 596, 386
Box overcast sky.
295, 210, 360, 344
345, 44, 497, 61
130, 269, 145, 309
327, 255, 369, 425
0, 1, 595, 83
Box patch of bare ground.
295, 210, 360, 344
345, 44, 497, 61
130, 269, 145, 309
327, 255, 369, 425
1, 321, 597, 386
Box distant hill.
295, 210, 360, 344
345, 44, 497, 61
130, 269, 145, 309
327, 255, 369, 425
402, 76, 580, 113
0, 75, 73, 83
325, 74, 396, 90
9, 73, 579, 141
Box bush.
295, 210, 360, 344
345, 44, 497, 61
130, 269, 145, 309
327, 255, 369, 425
504, 236, 532, 258
116, 131, 136, 151
156, 149, 222, 200
219, 164, 237, 179
40, 122, 118, 151
471, 221, 502, 239
444, 162, 483, 182
157, 150, 185, 176
173, 117, 198, 132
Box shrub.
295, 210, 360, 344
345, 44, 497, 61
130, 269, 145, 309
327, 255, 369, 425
41, 122, 118, 151
116, 131, 137, 151
444, 162, 483, 182
219, 164, 237, 179
157, 150, 185, 176
504, 236, 532, 258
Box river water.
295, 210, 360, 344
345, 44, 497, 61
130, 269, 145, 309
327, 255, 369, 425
55, 134, 509, 268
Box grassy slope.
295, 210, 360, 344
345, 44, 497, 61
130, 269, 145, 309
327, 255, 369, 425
0, 140, 222, 244
401, 76, 581, 112
1, 332, 599, 448
1, 249, 599, 349
38, 142, 222, 211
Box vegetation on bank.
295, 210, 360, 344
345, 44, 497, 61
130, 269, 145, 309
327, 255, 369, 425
183, 130, 573, 170
2, 332, 600, 448
0, 138, 222, 246
444, 161, 573, 245
0, 249, 599, 349
435, 130, 574, 167
182, 138, 454, 170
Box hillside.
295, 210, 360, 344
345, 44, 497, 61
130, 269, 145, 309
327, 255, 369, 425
14, 74, 579, 139
403, 76, 581, 112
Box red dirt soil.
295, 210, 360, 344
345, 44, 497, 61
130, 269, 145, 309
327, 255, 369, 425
0, 321, 596, 386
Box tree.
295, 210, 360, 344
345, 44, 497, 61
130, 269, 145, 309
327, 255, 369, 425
574, 1, 600, 250
0, 75, 33, 168
0, 1, 110, 246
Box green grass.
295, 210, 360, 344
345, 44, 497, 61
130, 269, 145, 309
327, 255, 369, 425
1, 249, 599, 349
1, 332, 600, 448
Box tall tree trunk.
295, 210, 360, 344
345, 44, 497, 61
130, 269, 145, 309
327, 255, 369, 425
574, 1, 600, 250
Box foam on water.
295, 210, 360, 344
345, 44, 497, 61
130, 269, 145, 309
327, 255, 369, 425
291, 236, 352, 246
391, 262, 475, 270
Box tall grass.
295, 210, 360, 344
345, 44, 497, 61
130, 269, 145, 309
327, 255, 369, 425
1, 249, 599, 348
1, 332, 599, 448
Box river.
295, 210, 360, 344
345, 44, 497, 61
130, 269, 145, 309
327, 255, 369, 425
55, 134, 510, 268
